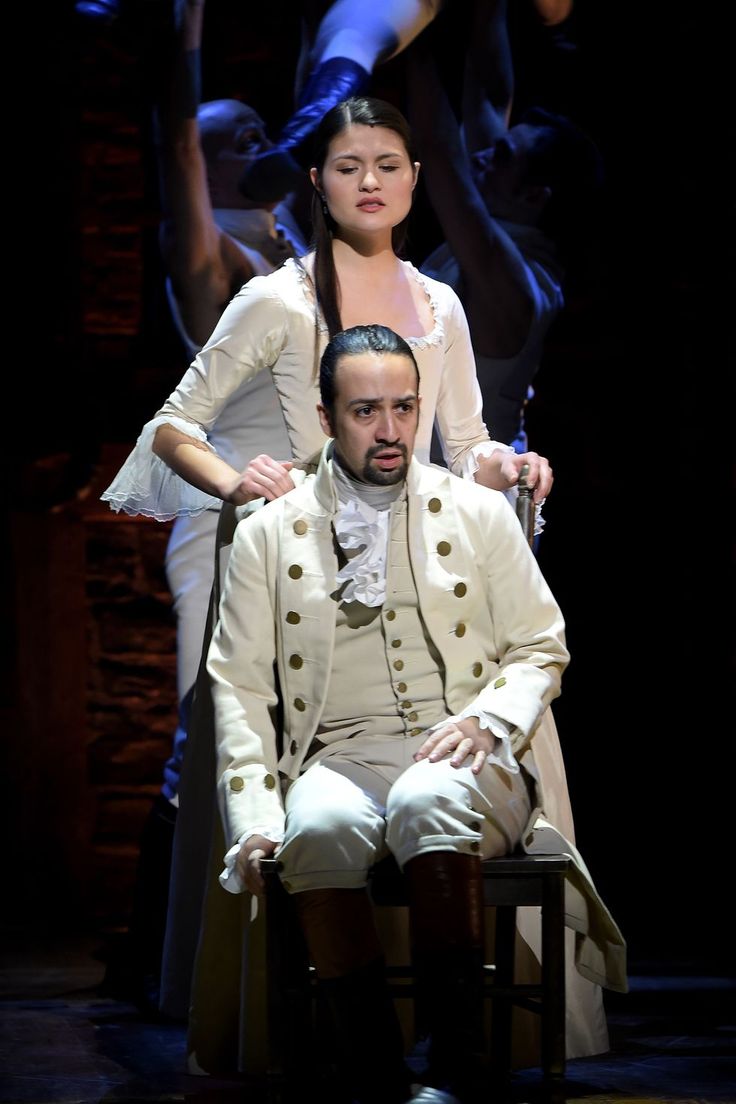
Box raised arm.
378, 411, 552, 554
155, 0, 255, 347
462, 0, 513, 154
406, 21, 535, 358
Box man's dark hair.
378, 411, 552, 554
319, 324, 420, 416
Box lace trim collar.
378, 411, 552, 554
286, 256, 444, 348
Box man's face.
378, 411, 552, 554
317, 352, 420, 486
200, 101, 274, 209
471, 123, 548, 216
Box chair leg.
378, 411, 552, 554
491, 904, 517, 1097
541, 871, 566, 1104
264, 871, 317, 1098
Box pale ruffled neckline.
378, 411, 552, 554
286, 256, 444, 349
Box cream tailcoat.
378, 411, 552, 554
208, 447, 626, 1000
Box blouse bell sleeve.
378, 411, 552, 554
100, 278, 289, 521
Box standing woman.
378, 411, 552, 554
103, 96, 552, 523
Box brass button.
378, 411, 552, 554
294, 697, 306, 712
456, 622, 466, 638
493, 677, 507, 689
470, 841, 480, 853
410, 727, 422, 737
401, 700, 413, 710
289, 654, 303, 670
293, 519, 308, 535
454, 582, 467, 598
472, 662, 483, 678
437, 541, 451, 557
229, 776, 244, 793
393, 659, 404, 671
397, 682, 407, 693
408, 711, 418, 722
470, 820, 481, 832
286, 611, 301, 625
264, 774, 276, 790
288, 564, 303, 580
428, 497, 442, 514
385, 610, 396, 621
290, 740, 297, 755
391, 639, 402, 649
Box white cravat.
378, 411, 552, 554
332, 458, 404, 608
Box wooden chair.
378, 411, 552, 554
260, 849, 570, 1104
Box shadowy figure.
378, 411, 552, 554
239, 0, 576, 203
113, 0, 308, 1013
408, 0, 602, 460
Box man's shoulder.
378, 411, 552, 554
234, 475, 319, 537
410, 461, 509, 513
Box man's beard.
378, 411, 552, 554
361, 443, 409, 486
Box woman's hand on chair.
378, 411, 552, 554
475, 449, 553, 503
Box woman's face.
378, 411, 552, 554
311, 124, 419, 242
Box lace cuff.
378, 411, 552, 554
219, 826, 285, 896
461, 441, 545, 537
441, 707, 520, 775
100, 416, 221, 521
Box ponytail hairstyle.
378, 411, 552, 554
309, 97, 417, 340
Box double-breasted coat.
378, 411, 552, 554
208, 446, 626, 997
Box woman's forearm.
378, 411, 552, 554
152, 422, 243, 502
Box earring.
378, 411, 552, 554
321, 195, 328, 216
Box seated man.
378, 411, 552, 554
207, 324, 591, 1103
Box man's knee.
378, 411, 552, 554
279, 771, 385, 886
385, 759, 483, 859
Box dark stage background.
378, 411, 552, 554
5, 1, 732, 977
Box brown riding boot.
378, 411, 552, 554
404, 852, 487, 1104
294, 887, 412, 1104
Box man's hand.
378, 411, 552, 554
226, 454, 296, 506
235, 833, 279, 896
475, 449, 553, 503
414, 717, 497, 775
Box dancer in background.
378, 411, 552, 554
409, 0, 601, 456
240, 0, 574, 203
121, 0, 308, 1012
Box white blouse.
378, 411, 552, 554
102, 257, 506, 520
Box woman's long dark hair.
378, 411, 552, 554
309, 97, 417, 340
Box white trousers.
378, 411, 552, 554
277, 732, 531, 893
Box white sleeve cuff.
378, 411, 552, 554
461, 441, 545, 537
444, 707, 520, 775
218, 827, 285, 895
457, 439, 514, 481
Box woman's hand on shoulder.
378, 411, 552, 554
475, 449, 553, 503
226, 454, 296, 505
